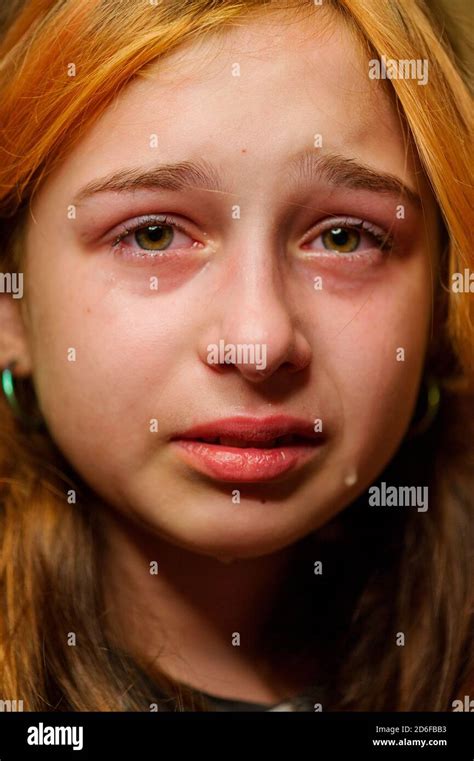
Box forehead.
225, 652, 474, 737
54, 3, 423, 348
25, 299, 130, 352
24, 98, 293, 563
41, 8, 417, 197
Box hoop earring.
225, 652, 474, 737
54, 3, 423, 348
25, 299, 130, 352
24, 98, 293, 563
1, 363, 44, 430
407, 375, 441, 439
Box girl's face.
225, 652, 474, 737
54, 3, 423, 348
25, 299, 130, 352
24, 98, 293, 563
18, 12, 438, 559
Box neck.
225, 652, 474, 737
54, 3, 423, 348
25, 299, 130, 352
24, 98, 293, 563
97, 507, 310, 703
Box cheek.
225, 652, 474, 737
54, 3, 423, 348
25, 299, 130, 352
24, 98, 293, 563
320, 270, 431, 474
25, 263, 193, 476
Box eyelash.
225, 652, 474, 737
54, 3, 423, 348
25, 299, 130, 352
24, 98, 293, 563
111, 214, 190, 253
303, 216, 395, 259
110, 214, 394, 259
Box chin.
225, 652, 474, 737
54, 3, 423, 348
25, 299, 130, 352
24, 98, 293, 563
152, 521, 302, 562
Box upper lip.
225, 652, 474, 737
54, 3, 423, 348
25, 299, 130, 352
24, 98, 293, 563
171, 415, 323, 443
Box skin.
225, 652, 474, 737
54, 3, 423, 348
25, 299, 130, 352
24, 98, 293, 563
0, 8, 439, 703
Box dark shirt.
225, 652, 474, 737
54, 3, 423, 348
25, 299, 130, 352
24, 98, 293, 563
108, 648, 325, 712
198, 690, 319, 712
148, 678, 323, 712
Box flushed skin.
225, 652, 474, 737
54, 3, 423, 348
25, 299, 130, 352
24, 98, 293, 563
0, 0, 471, 711
21, 16, 436, 561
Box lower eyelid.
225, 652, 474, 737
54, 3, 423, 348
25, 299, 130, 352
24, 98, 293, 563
300, 249, 384, 265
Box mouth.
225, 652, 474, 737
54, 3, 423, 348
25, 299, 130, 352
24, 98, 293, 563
187, 433, 316, 448
170, 417, 325, 483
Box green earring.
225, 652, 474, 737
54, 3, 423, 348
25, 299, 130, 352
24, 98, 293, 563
1, 363, 44, 429
407, 375, 441, 438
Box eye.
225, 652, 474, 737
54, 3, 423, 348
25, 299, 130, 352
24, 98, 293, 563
321, 227, 360, 253
303, 217, 393, 259
111, 214, 200, 258
134, 224, 175, 251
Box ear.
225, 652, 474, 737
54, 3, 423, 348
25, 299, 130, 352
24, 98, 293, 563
0, 290, 33, 377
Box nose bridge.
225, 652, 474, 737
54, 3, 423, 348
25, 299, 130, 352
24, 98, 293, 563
223, 227, 287, 341
199, 223, 312, 380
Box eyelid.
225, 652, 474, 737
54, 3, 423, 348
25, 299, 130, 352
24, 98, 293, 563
302, 216, 394, 249
110, 213, 192, 246
106, 212, 395, 261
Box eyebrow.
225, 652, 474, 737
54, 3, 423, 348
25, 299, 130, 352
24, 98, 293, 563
73, 150, 422, 207
287, 149, 422, 207
74, 160, 225, 205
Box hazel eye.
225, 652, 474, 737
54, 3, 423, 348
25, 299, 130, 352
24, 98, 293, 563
322, 227, 360, 253
302, 216, 393, 261
110, 214, 200, 260
134, 224, 174, 251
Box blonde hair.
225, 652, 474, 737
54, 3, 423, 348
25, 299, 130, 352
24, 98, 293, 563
0, 0, 472, 710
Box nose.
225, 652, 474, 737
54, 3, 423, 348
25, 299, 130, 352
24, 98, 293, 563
198, 241, 312, 383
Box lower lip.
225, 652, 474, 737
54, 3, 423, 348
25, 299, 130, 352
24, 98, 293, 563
171, 439, 323, 482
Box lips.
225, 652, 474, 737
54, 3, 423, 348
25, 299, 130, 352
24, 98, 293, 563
192, 433, 310, 449
170, 415, 325, 482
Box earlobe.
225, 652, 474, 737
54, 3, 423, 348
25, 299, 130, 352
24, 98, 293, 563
0, 293, 33, 376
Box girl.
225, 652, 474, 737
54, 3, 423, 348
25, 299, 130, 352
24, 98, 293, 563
0, 0, 472, 712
